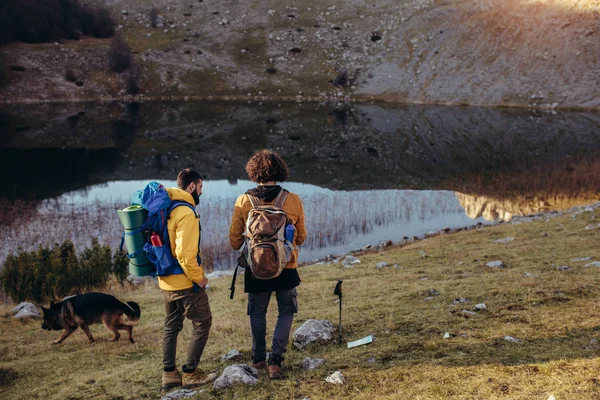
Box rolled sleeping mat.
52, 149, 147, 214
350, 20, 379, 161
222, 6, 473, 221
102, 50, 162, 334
117, 205, 154, 277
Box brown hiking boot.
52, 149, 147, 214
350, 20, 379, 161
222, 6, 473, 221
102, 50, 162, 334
267, 364, 282, 379
182, 368, 217, 388
251, 360, 267, 370
161, 369, 182, 390
267, 354, 283, 379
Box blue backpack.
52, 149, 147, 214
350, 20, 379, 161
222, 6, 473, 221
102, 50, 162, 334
129, 182, 200, 277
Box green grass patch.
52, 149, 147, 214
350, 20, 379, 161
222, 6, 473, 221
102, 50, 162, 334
1, 208, 599, 399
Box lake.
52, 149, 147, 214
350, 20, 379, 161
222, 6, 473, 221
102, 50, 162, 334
1, 101, 598, 270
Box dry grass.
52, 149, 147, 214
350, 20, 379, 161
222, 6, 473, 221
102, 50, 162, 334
1, 208, 599, 399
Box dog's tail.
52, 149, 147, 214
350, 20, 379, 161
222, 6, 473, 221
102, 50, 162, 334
123, 301, 141, 322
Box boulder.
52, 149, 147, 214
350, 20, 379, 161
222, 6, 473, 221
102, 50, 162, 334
11, 302, 37, 315
342, 255, 361, 267
293, 319, 335, 349
474, 303, 487, 311
12, 302, 40, 319
213, 364, 258, 389
302, 357, 326, 371
585, 261, 600, 267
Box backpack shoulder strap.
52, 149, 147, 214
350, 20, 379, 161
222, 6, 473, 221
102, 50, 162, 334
247, 194, 261, 209
168, 200, 197, 217
273, 189, 288, 209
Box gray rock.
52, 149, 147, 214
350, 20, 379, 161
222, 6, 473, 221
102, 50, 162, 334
461, 310, 477, 316
424, 297, 434, 301
367, 357, 376, 363
213, 364, 258, 389
293, 319, 335, 349
221, 349, 242, 361
523, 272, 537, 278
572, 256, 592, 262
555, 265, 570, 271
474, 303, 487, 310
14, 305, 41, 319
11, 302, 37, 315
375, 262, 388, 269
585, 261, 600, 267
325, 371, 345, 384
494, 237, 514, 244
487, 260, 505, 268
428, 289, 440, 296
504, 336, 521, 343
452, 298, 469, 305
342, 255, 361, 267
161, 389, 200, 400
302, 357, 326, 370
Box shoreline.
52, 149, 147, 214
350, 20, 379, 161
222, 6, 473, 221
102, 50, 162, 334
1, 94, 599, 113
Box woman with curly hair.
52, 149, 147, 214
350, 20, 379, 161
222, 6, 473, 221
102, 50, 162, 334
229, 149, 307, 379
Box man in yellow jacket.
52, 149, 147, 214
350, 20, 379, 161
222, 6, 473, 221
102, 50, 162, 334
161, 168, 216, 390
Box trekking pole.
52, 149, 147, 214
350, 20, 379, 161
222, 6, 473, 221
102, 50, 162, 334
334, 280, 343, 345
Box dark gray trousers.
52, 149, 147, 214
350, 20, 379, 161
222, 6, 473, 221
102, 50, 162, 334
248, 288, 298, 362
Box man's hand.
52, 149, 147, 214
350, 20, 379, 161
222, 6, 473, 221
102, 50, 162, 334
198, 276, 208, 288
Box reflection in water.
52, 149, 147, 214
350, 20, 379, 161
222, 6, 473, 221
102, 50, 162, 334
456, 192, 600, 222
0, 181, 483, 270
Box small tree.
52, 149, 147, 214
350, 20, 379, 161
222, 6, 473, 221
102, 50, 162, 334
108, 36, 132, 73
149, 7, 159, 29
112, 248, 129, 284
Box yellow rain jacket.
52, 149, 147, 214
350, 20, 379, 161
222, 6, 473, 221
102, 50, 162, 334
157, 188, 206, 291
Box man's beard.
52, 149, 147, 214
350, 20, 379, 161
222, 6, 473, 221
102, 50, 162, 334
191, 191, 200, 205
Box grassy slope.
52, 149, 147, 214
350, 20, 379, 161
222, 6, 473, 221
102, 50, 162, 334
1, 207, 600, 399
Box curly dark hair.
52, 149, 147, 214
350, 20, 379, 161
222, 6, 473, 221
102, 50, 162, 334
245, 149, 290, 183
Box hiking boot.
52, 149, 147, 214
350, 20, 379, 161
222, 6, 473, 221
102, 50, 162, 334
267, 354, 283, 379
161, 369, 182, 390
251, 360, 267, 370
182, 368, 217, 388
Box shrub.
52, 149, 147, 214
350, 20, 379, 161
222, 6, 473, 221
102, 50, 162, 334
0, 0, 115, 44
0, 238, 124, 303
112, 248, 129, 284
124, 67, 140, 95
108, 36, 132, 73
149, 7, 159, 29
64, 69, 77, 82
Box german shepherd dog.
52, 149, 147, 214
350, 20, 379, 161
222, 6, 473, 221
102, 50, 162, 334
41, 292, 141, 344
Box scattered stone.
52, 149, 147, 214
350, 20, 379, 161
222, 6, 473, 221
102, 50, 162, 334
367, 356, 376, 363
424, 297, 434, 301
523, 272, 537, 278
443, 332, 451, 339
547, 395, 556, 400
342, 255, 361, 268
452, 298, 469, 305
585, 225, 596, 230
161, 389, 199, 400
293, 319, 335, 349
302, 357, 326, 371
572, 257, 592, 262
325, 371, 345, 384
428, 289, 440, 296
375, 262, 388, 269
474, 303, 487, 311
392, 264, 400, 268
585, 262, 600, 267
486, 260, 505, 268
504, 336, 521, 343
461, 310, 477, 317
555, 265, 570, 271
218, 18, 229, 25
213, 364, 258, 389
494, 237, 514, 244
221, 349, 242, 361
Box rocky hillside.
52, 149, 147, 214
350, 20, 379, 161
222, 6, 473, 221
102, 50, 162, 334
0, 0, 599, 109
